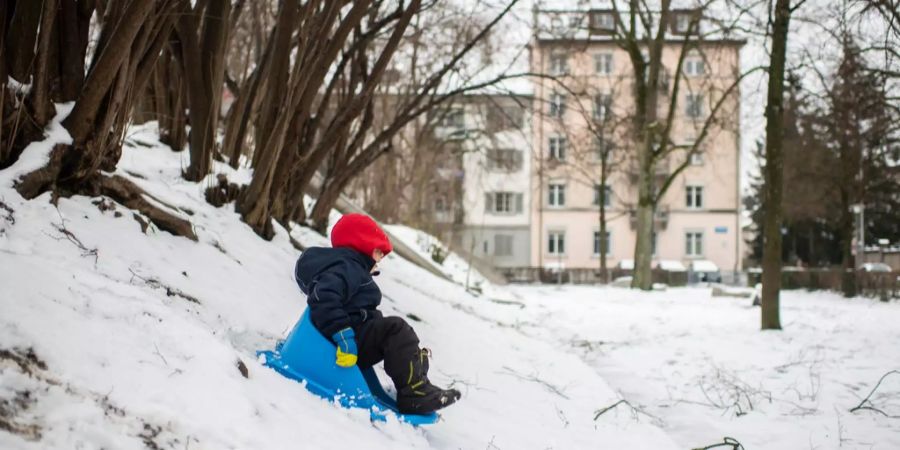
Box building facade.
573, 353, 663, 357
446, 95, 534, 269
529, 9, 744, 277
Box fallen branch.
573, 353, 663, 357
691, 437, 745, 450
594, 399, 631, 419
129, 268, 202, 304
849, 370, 900, 418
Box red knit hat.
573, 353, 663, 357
330, 214, 393, 257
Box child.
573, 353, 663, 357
294, 213, 461, 415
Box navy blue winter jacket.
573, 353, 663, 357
294, 246, 383, 339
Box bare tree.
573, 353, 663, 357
760, 0, 801, 330
592, 1, 751, 289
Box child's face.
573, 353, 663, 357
371, 249, 384, 274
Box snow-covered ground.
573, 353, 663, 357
2, 122, 899, 449
501, 285, 900, 449
0, 124, 675, 449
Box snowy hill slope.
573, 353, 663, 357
0, 123, 678, 449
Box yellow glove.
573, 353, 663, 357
332, 328, 358, 367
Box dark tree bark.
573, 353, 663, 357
761, 0, 794, 330
176, 0, 232, 181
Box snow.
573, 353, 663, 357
618, 259, 634, 270
689, 259, 720, 272
0, 125, 674, 449
2, 119, 899, 449
657, 260, 687, 272
503, 285, 900, 450
382, 224, 512, 301
0, 102, 74, 188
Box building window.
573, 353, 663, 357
593, 93, 612, 121
591, 12, 615, 32
593, 230, 611, 256
548, 136, 567, 161
690, 151, 704, 165
685, 94, 704, 118
685, 231, 703, 257
686, 185, 703, 209
441, 108, 464, 129
487, 104, 524, 130
593, 184, 612, 208
548, 183, 566, 207
594, 53, 613, 74
593, 136, 614, 161
548, 231, 566, 255
684, 57, 705, 77
549, 92, 566, 117
487, 148, 523, 171
549, 53, 568, 75
486, 192, 522, 214
494, 234, 513, 256
675, 14, 691, 33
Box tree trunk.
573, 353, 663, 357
4, 0, 42, 83
598, 155, 609, 284
631, 136, 655, 290
761, 0, 793, 330
177, 0, 231, 182
63, 0, 157, 144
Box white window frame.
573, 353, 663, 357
548, 135, 567, 161
675, 14, 691, 33
593, 93, 612, 121
593, 229, 612, 256
594, 53, 613, 75
684, 57, 705, 77
549, 92, 566, 117
494, 192, 514, 213
547, 230, 566, 255
549, 53, 569, 76
548, 182, 566, 207
593, 12, 615, 31
488, 148, 522, 172
685, 230, 704, 257
690, 151, 704, 165
686, 185, 704, 209
592, 184, 612, 208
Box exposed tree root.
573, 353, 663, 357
98, 175, 197, 241
13, 145, 197, 241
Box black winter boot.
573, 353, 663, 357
396, 349, 461, 415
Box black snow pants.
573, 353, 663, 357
355, 316, 420, 387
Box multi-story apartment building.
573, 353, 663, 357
444, 95, 534, 269
529, 8, 744, 276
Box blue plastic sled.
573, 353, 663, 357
258, 310, 439, 426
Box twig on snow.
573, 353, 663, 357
498, 366, 569, 399
849, 370, 900, 418
691, 437, 745, 450
45, 207, 98, 264
128, 267, 202, 304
